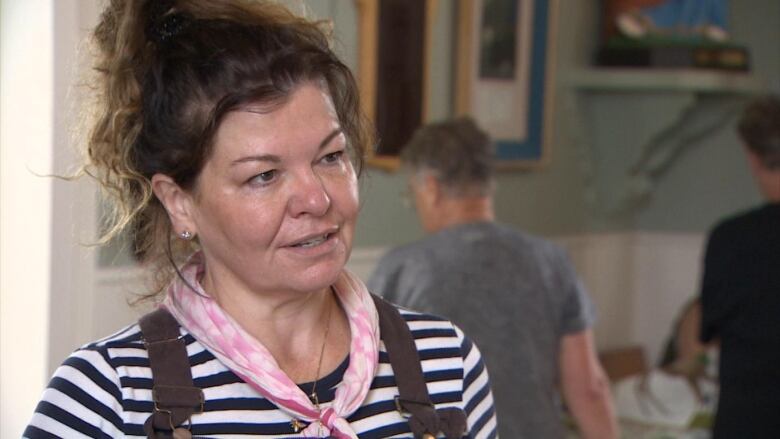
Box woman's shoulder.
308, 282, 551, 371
69, 322, 150, 368
77, 320, 221, 374
66, 318, 211, 376
393, 304, 460, 333
25, 324, 149, 437
84, 322, 145, 349
54, 323, 146, 375
388, 304, 472, 357
384, 303, 497, 436
392, 304, 488, 374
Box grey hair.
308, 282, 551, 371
400, 117, 494, 197
738, 95, 780, 169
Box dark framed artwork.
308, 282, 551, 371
455, 0, 558, 168
355, 0, 438, 171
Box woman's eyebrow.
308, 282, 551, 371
319, 128, 343, 150
231, 154, 281, 166
230, 129, 343, 166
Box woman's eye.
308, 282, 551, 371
321, 150, 344, 164
248, 169, 277, 185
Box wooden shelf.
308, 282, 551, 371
562, 68, 766, 213
566, 68, 766, 94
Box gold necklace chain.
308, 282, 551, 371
309, 293, 333, 410
291, 293, 334, 433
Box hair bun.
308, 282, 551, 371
146, 0, 190, 44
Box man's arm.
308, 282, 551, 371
559, 329, 619, 439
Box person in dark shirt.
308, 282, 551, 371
700, 95, 780, 438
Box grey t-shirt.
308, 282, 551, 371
368, 222, 596, 439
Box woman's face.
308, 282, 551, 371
187, 82, 359, 298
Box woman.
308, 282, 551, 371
23, 1, 497, 438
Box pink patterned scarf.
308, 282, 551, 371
163, 253, 380, 438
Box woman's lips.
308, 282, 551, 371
285, 226, 340, 250
290, 233, 331, 248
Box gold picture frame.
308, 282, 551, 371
354, 0, 439, 172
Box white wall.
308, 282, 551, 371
0, 2, 112, 436
556, 232, 706, 365
48, 0, 108, 377
0, 1, 54, 437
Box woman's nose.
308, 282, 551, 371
288, 171, 331, 217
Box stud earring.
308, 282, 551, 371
179, 230, 193, 240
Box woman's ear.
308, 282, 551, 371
151, 174, 197, 236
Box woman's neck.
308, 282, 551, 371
201, 271, 351, 382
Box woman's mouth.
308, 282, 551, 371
292, 233, 332, 248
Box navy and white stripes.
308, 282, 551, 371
25, 308, 498, 438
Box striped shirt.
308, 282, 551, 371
24, 308, 498, 438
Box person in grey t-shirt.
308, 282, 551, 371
368, 117, 618, 439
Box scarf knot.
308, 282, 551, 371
300, 407, 355, 438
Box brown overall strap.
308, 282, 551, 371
140, 299, 465, 438
139, 308, 204, 439
371, 294, 467, 439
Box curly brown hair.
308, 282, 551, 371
85, 0, 371, 301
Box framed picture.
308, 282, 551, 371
355, 0, 439, 171
455, 0, 558, 168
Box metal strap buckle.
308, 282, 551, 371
394, 395, 435, 418
152, 387, 205, 414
